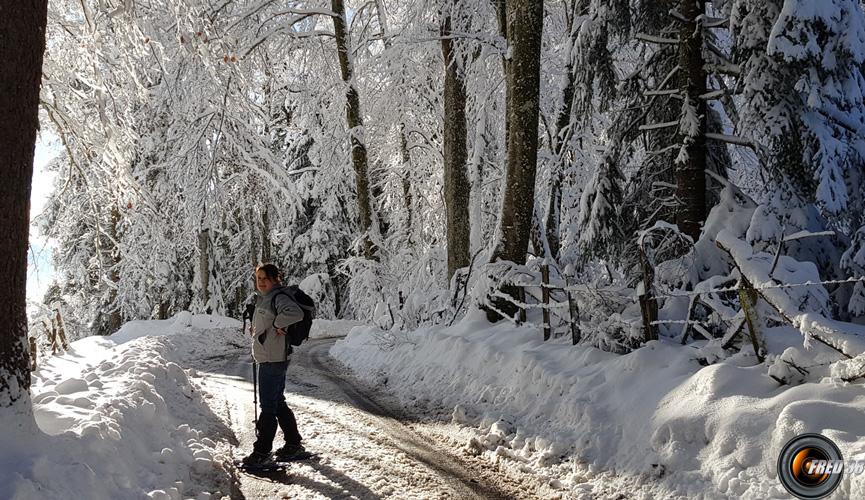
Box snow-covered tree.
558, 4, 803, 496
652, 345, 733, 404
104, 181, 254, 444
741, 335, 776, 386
485, 0, 545, 321
730, 0, 865, 222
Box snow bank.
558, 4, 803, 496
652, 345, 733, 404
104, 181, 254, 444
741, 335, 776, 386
4, 313, 246, 500
310, 318, 364, 340
111, 311, 241, 344
332, 310, 865, 498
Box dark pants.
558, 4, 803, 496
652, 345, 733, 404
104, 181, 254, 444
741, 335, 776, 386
253, 360, 302, 454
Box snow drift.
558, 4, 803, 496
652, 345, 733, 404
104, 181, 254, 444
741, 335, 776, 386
4, 313, 244, 500
332, 311, 865, 498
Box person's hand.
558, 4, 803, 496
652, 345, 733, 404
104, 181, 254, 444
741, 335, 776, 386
275, 327, 287, 336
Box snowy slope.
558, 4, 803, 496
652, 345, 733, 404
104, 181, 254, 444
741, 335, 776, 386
332, 310, 865, 499
5, 312, 245, 500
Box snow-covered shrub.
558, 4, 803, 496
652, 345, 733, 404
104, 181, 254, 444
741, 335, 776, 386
299, 273, 336, 320
338, 255, 390, 323
745, 189, 845, 282
339, 247, 453, 330
841, 226, 865, 317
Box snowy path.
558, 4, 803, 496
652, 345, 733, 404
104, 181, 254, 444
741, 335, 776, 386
197, 338, 525, 499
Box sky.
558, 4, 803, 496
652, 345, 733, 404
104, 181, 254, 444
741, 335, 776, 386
27, 131, 59, 306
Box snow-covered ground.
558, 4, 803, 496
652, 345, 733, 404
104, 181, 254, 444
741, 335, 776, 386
6, 314, 525, 499
332, 309, 865, 499
10, 309, 865, 499
6, 312, 241, 499
198, 336, 527, 499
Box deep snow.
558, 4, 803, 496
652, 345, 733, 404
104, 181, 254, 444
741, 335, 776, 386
6, 312, 359, 500
6, 312, 242, 499
7, 313, 529, 499
8, 308, 865, 498
331, 309, 865, 499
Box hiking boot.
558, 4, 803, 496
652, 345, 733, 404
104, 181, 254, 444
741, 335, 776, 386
241, 450, 272, 466
274, 443, 307, 460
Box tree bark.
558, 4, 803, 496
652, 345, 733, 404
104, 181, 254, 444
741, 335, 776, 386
545, 1, 581, 261
198, 228, 211, 311
399, 124, 413, 242
675, 0, 707, 241
491, 0, 510, 155
332, 0, 377, 260
441, 5, 471, 281
0, 0, 49, 408
486, 0, 544, 321
106, 206, 122, 333
261, 208, 272, 263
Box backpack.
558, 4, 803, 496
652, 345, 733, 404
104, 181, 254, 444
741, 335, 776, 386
271, 286, 315, 355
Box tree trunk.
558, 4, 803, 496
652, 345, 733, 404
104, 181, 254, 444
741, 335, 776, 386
158, 301, 170, 320
261, 208, 272, 263
486, 0, 544, 321
332, 0, 377, 260
491, 0, 510, 155
106, 206, 122, 333
375, 1, 412, 247
0, 0, 49, 409
198, 228, 211, 311
675, 0, 707, 241
441, 4, 471, 281
399, 124, 413, 243
546, 3, 580, 261
249, 209, 259, 267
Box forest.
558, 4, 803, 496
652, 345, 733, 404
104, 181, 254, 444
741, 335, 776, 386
2, 0, 865, 498
24, 0, 864, 359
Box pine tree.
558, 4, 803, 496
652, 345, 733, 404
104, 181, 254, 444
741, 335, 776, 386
730, 0, 865, 219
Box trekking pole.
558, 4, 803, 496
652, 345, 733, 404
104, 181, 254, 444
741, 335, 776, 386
243, 302, 258, 436
252, 359, 258, 436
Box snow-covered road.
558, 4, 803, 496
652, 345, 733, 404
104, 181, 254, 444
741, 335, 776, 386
198, 338, 526, 499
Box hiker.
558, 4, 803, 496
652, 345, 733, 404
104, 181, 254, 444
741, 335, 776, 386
241, 263, 308, 466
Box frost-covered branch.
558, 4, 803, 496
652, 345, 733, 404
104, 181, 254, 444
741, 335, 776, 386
635, 33, 680, 45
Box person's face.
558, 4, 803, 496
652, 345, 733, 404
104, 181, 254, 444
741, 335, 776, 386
255, 270, 277, 294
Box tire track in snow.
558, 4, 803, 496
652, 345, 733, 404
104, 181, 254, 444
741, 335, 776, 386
301, 339, 514, 500
200, 338, 518, 499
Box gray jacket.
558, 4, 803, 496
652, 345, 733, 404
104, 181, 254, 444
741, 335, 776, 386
251, 285, 305, 363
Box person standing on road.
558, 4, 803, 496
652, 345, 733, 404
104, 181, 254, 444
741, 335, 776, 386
242, 263, 309, 466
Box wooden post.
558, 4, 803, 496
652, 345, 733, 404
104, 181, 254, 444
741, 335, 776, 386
679, 295, 698, 344
737, 280, 764, 362
541, 263, 551, 341
638, 246, 659, 342
567, 290, 581, 345
28, 336, 37, 371
54, 309, 69, 350
518, 287, 527, 324
562, 267, 582, 345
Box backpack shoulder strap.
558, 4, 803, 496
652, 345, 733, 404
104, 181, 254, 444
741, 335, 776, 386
269, 288, 293, 360
270, 288, 291, 326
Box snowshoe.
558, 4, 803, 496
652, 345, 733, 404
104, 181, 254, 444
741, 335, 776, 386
234, 458, 287, 473
274, 443, 315, 461
235, 451, 287, 473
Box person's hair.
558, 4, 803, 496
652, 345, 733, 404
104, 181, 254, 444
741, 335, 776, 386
255, 263, 283, 283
